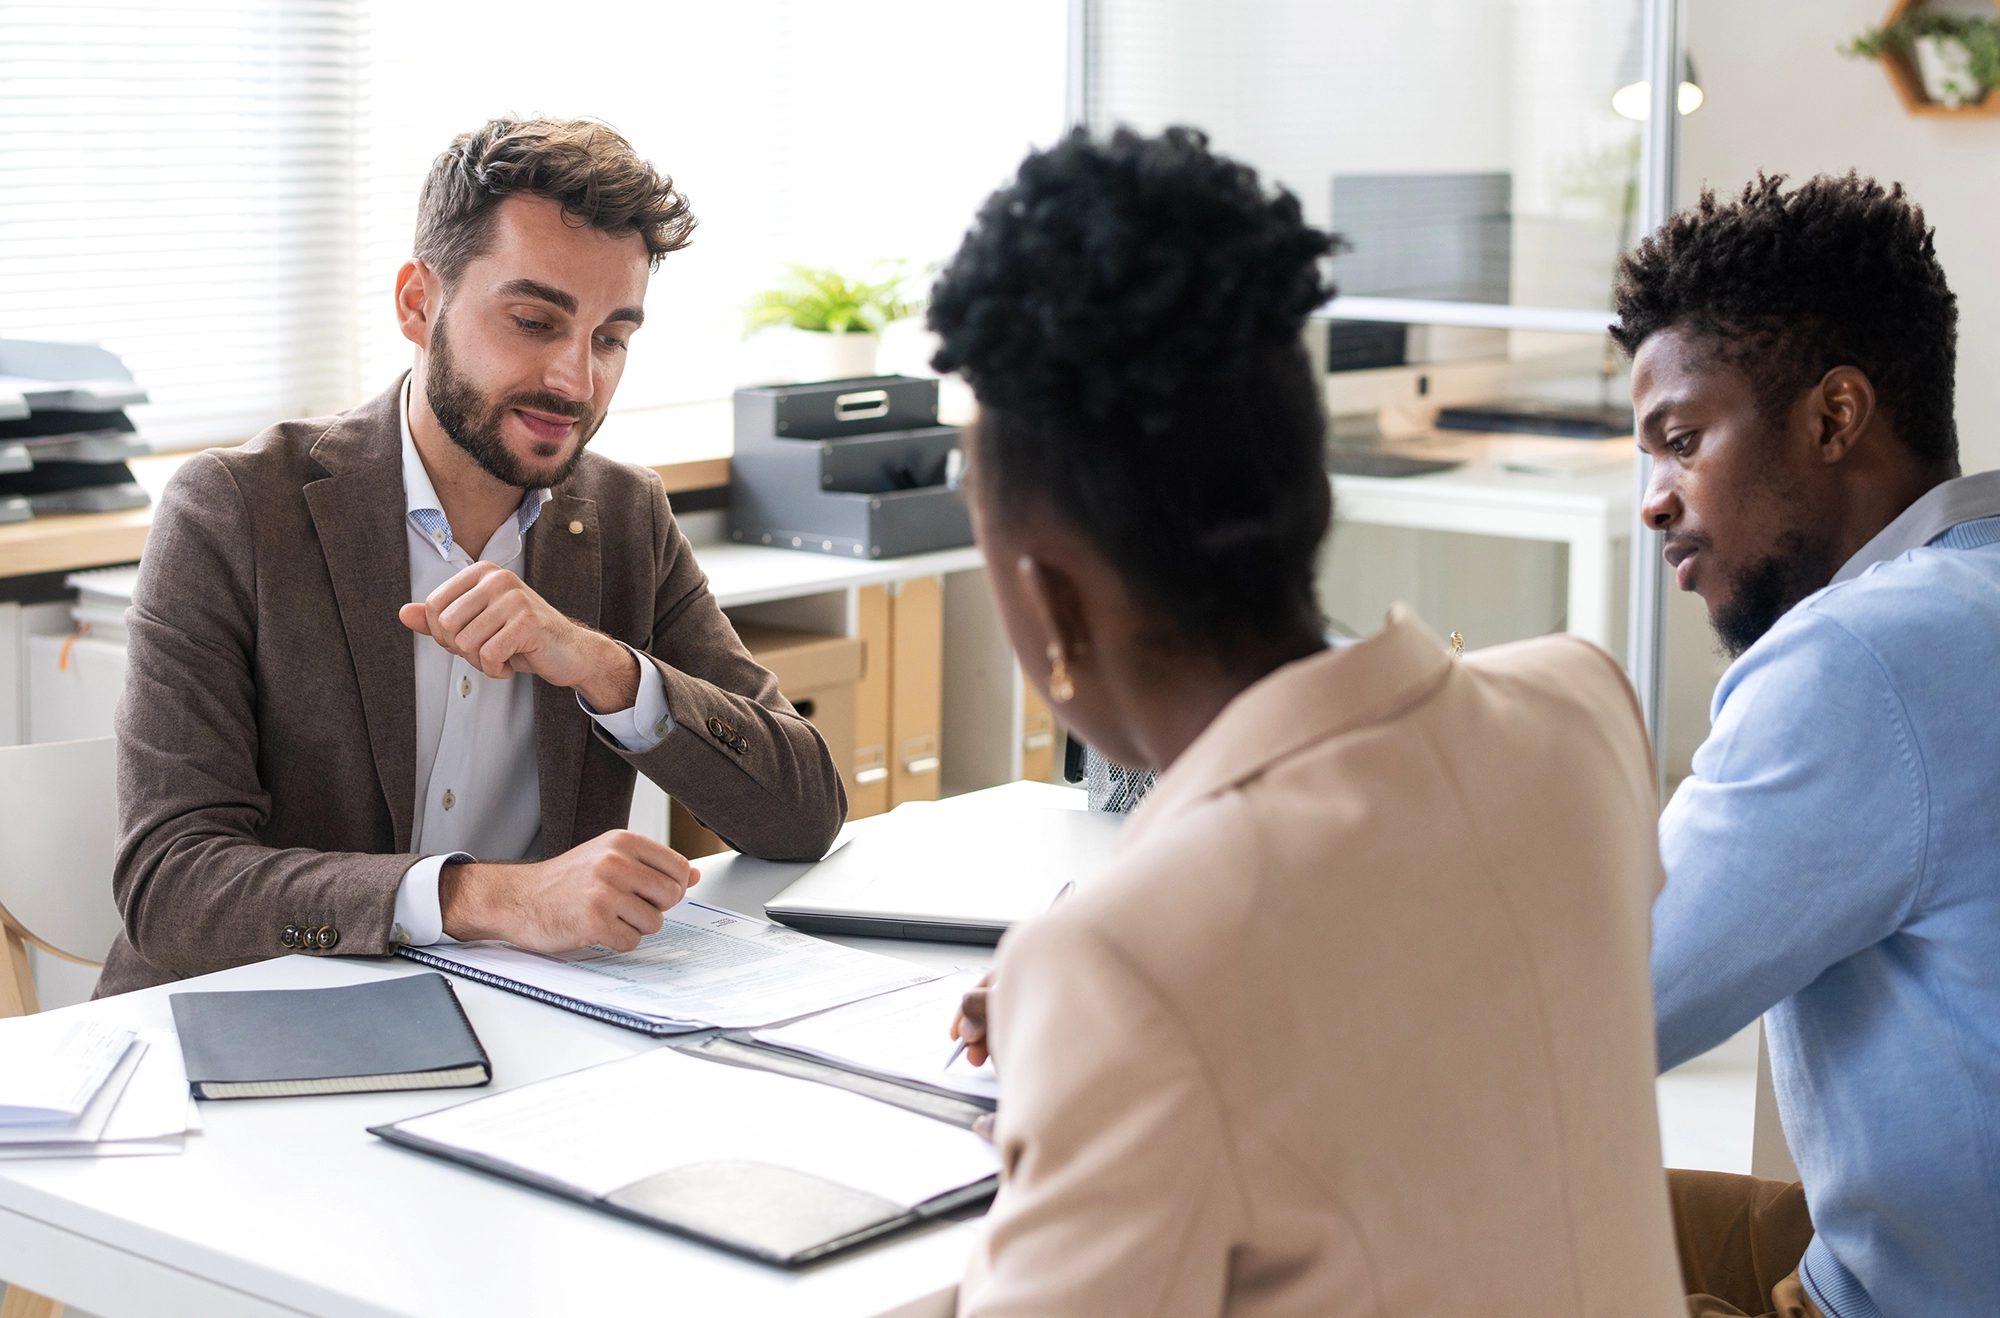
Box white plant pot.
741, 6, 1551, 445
795, 331, 879, 383
1914, 34, 1983, 108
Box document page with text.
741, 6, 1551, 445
752, 969, 999, 1102
413, 902, 939, 1031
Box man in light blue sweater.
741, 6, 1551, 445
1615, 173, 2000, 1318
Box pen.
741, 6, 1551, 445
944, 1038, 968, 1071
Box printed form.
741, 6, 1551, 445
421, 901, 939, 1031
752, 969, 999, 1102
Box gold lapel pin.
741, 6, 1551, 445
1449, 631, 1464, 658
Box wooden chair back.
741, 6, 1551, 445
0, 736, 122, 1017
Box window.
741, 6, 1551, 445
0, 1, 362, 450
0, 0, 1068, 449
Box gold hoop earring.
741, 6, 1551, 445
1047, 642, 1075, 703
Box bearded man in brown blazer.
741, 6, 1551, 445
100, 118, 846, 996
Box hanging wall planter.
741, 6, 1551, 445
1844, 1, 2000, 116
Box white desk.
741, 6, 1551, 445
700, 542, 985, 611
1329, 443, 1634, 650
697, 450, 1632, 649
0, 787, 1086, 1318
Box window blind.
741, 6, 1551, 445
0, 1, 363, 451
0, 1, 1065, 449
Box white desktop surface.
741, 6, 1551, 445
0, 788, 1081, 1318
1328, 438, 1635, 648
701, 541, 986, 610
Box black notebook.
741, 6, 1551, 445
170, 974, 491, 1100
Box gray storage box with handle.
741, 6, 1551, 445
729, 375, 972, 560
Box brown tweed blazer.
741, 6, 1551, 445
100, 379, 845, 996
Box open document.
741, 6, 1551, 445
750, 969, 999, 1106
0, 1025, 200, 1159
373, 1044, 999, 1266
0, 1018, 133, 1125
399, 901, 940, 1035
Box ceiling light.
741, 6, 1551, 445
1612, 79, 1704, 120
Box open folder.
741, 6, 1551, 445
372, 1046, 999, 1266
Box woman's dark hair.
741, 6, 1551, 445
1612, 172, 1957, 469
928, 126, 1336, 664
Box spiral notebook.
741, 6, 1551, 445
397, 900, 940, 1036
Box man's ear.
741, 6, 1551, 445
1813, 365, 1877, 467
394, 260, 439, 351
1016, 553, 1092, 671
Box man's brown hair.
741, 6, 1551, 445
415, 117, 696, 283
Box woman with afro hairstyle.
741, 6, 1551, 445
936, 126, 1681, 1317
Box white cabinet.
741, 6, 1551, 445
26, 632, 126, 743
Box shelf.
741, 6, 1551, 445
0, 453, 739, 582
1316, 296, 1616, 336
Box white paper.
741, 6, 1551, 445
98, 1028, 192, 1143
0, 1017, 136, 1125
753, 970, 999, 1102
0, 1137, 183, 1160
394, 1045, 999, 1209
424, 901, 939, 1030
0, 1039, 143, 1144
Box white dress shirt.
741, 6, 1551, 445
390, 381, 671, 945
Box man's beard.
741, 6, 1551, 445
425, 311, 600, 490
1710, 527, 1832, 658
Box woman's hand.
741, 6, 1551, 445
950, 971, 996, 1068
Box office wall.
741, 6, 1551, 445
1681, 0, 2000, 475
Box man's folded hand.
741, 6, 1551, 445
398, 560, 641, 712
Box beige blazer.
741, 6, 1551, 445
101, 379, 845, 996
961, 609, 1681, 1317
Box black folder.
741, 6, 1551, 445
369, 1045, 997, 1267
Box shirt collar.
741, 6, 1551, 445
399, 375, 552, 559
1830, 468, 2000, 585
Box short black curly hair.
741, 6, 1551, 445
928, 126, 1337, 663
1612, 172, 1958, 469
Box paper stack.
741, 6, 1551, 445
0, 1015, 199, 1158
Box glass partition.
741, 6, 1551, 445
1084, 0, 1710, 773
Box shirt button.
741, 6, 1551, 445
432, 528, 445, 542
569, 520, 584, 535
442, 789, 456, 811
460, 676, 471, 697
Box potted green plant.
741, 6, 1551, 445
743, 262, 923, 382
1845, 9, 2000, 109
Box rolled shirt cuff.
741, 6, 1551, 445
578, 643, 673, 752
392, 852, 470, 947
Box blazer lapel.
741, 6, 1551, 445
302, 381, 418, 851
526, 490, 601, 856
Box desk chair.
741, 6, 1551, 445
0, 736, 122, 1318
0, 736, 121, 1017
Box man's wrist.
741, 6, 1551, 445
439, 860, 507, 943
573, 630, 642, 713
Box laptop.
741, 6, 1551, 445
763, 799, 1127, 944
